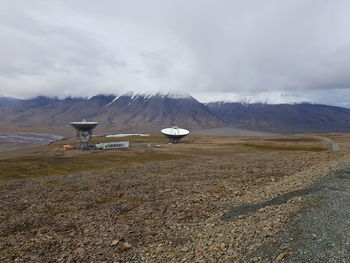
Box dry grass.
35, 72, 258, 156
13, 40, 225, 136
52, 134, 169, 146
0, 134, 334, 181
0, 147, 183, 181
1, 133, 350, 262
97, 193, 124, 205
233, 143, 327, 152
264, 137, 320, 143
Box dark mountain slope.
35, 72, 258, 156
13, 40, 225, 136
0, 95, 115, 126
46, 95, 116, 126
0, 96, 60, 124
97, 92, 224, 131
0, 92, 224, 131
0, 96, 21, 108
1, 92, 350, 133
206, 101, 350, 133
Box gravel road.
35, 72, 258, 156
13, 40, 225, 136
253, 162, 350, 262
315, 136, 341, 151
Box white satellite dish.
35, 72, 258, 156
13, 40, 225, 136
70, 119, 99, 131
161, 126, 189, 143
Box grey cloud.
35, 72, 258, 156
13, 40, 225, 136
1, 0, 350, 106
141, 51, 173, 79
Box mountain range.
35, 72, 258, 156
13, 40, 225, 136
1, 91, 350, 133
0, 96, 21, 108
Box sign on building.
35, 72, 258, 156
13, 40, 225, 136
96, 141, 129, 150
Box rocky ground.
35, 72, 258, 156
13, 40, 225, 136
0, 135, 350, 262
253, 163, 350, 262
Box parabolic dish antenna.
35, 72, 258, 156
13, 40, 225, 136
161, 126, 189, 143
70, 119, 99, 150
70, 120, 99, 131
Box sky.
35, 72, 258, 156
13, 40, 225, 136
1, 0, 350, 106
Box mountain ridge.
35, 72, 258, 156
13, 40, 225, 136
206, 101, 350, 133
0, 92, 224, 132
1, 91, 350, 133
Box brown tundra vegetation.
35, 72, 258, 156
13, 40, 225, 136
1, 133, 350, 262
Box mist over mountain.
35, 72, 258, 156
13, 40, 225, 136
0, 96, 21, 108
1, 91, 350, 133
2, 1, 350, 108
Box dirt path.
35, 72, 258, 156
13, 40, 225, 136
315, 136, 341, 151
252, 163, 350, 262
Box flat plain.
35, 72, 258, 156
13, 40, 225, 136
1, 133, 350, 262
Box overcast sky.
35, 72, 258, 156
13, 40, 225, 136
1, 0, 350, 106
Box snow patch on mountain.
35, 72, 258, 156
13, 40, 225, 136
122, 90, 192, 100
105, 96, 120, 107
208, 94, 313, 106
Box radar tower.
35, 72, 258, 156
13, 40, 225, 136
70, 119, 98, 150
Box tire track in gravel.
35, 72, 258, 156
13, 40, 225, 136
220, 185, 322, 221
220, 135, 340, 221
250, 163, 350, 262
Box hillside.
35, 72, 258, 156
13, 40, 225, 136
0, 92, 224, 132
0, 96, 21, 108
96, 92, 224, 131
1, 92, 350, 133
206, 101, 350, 133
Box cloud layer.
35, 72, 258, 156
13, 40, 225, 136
1, 0, 350, 106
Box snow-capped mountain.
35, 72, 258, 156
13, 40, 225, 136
0, 91, 224, 131
206, 101, 350, 133
97, 91, 223, 131
118, 90, 193, 100
1, 91, 350, 133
